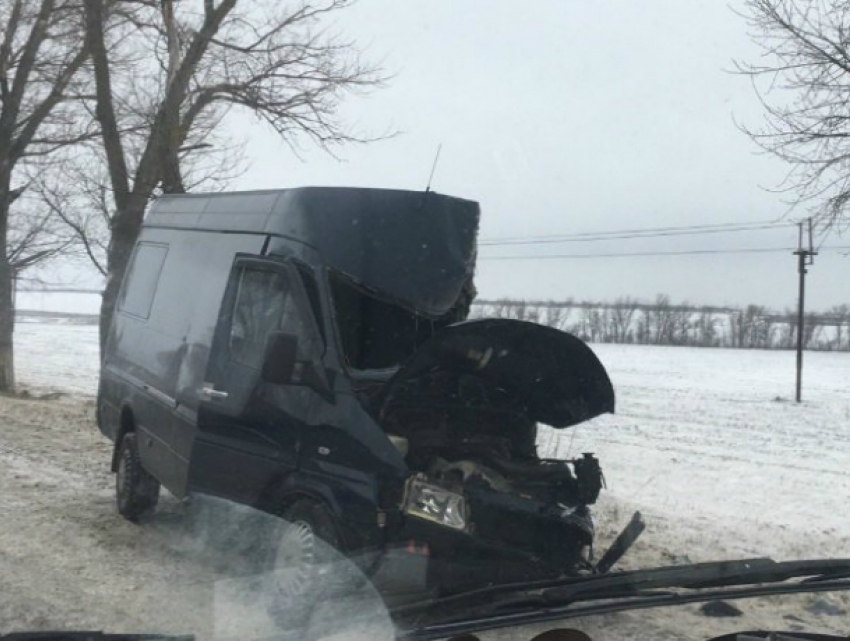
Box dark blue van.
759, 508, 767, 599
97, 187, 616, 595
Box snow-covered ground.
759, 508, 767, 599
2, 322, 849, 640
15, 321, 100, 396
16, 291, 102, 316
549, 343, 850, 562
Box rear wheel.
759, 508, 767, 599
116, 433, 160, 522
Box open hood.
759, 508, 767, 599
378, 319, 615, 428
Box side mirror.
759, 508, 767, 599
261, 331, 298, 385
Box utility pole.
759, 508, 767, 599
793, 218, 817, 403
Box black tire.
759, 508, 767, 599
115, 433, 160, 522
266, 499, 347, 631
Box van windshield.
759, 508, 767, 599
330, 271, 440, 370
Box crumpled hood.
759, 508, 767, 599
378, 319, 615, 428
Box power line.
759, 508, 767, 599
478, 246, 850, 261
479, 222, 798, 246
473, 299, 740, 313
17, 287, 101, 293
482, 218, 795, 240
479, 218, 796, 245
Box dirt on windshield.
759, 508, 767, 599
0, 391, 847, 640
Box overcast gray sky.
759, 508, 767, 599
221, 0, 844, 310
34, 0, 845, 313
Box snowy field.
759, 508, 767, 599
13, 320, 849, 558
553, 343, 850, 562
15, 321, 100, 396
2, 321, 849, 639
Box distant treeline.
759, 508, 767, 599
471, 296, 850, 351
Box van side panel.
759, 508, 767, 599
100, 233, 178, 489
100, 227, 265, 496
99, 239, 171, 449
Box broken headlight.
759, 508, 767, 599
403, 476, 469, 531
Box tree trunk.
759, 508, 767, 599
0, 260, 15, 393
0, 182, 15, 392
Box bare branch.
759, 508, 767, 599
738, 0, 850, 232
34, 171, 108, 276
0, 0, 24, 101
80, 0, 391, 350
5, 0, 55, 125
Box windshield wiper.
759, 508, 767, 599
393, 558, 850, 641
0, 634, 193, 641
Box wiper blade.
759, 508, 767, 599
393, 558, 850, 641
395, 557, 850, 614
0, 634, 193, 641
541, 558, 850, 599
398, 576, 850, 641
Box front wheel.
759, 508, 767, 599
266, 499, 349, 629
115, 433, 160, 522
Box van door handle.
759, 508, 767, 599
200, 385, 229, 401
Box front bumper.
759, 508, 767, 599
374, 499, 594, 597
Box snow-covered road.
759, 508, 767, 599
2, 322, 848, 639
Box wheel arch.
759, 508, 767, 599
256, 474, 366, 550
257, 473, 340, 517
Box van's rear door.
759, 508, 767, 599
190, 256, 324, 504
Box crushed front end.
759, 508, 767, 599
372, 319, 616, 591
398, 455, 605, 589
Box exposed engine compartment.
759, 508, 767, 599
363, 318, 618, 577
381, 369, 604, 510
427, 452, 605, 508
379, 369, 605, 576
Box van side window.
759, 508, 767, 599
229, 268, 317, 368
119, 243, 168, 319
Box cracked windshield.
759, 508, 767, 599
1, 1, 849, 640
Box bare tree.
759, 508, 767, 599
738, 0, 850, 232
729, 309, 744, 348
598, 307, 614, 343
567, 306, 590, 342
730, 305, 769, 348
802, 310, 823, 347
588, 308, 604, 343
8, 192, 75, 275
668, 305, 693, 346
775, 307, 798, 349
82, 0, 388, 349
543, 302, 565, 330
555, 300, 574, 331
0, 0, 90, 391
643, 295, 675, 345
470, 295, 850, 350
694, 307, 719, 347
827, 304, 849, 350
43, 132, 243, 281
752, 306, 776, 348
489, 298, 512, 319
34, 157, 110, 277
610, 297, 638, 344
510, 300, 529, 321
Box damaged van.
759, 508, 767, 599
97, 187, 621, 598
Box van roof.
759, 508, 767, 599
145, 186, 476, 236
145, 187, 480, 318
